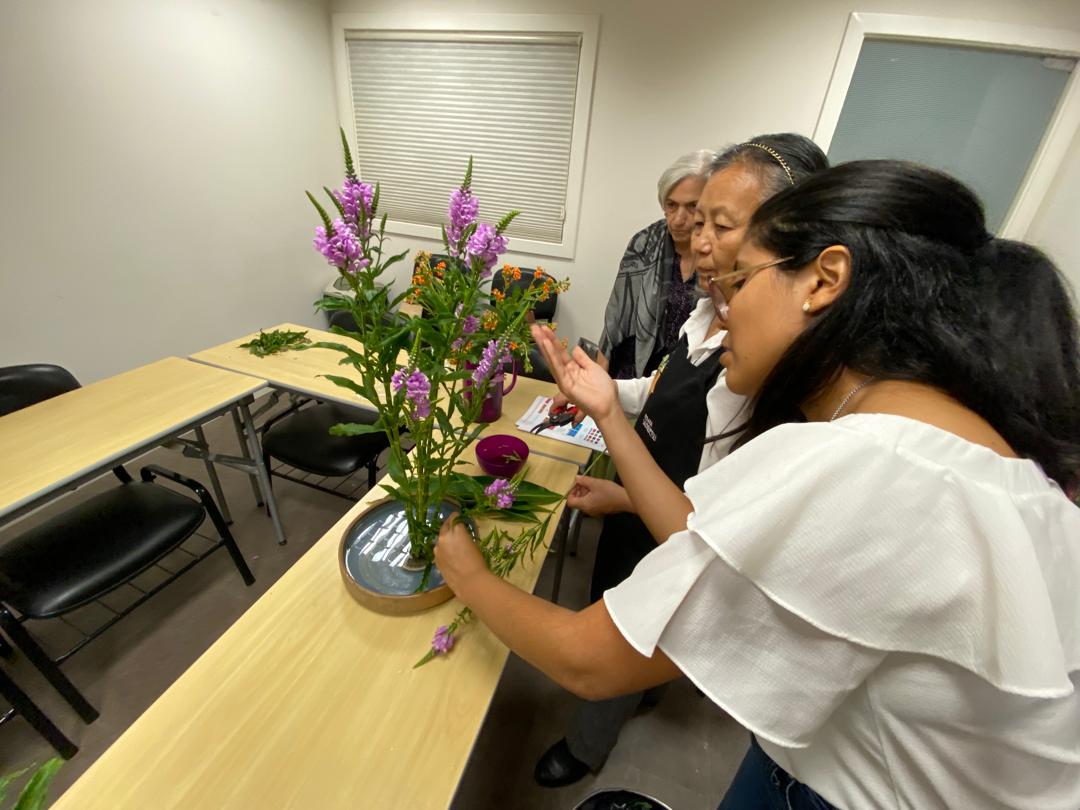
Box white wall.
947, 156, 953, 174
2, 0, 1078, 384
0, 0, 341, 382
1029, 127, 1080, 298
330, 0, 1080, 344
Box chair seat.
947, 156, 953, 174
263, 404, 389, 477
0, 483, 205, 619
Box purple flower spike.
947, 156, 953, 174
432, 625, 455, 655
447, 186, 479, 257
465, 223, 508, 277
461, 315, 479, 335
313, 217, 367, 273
471, 339, 510, 386
334, 177, 374, 232
392, 367, 431, 420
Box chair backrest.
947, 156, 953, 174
0, 364, 81, 417
491, 268, 557, 322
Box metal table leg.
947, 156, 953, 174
550, 507, 581, 604
194, 425, 232, 524
238, 401, 287, 545
231, 409, 264, 507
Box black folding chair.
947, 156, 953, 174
0, 364, 255, 727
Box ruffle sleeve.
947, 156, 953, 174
604, 417, 1080, 745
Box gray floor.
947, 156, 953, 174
0, 401, 747, 808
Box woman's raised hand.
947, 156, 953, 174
567, 476, 634, 517
531, 325, 618, 423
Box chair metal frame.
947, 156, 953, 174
0, 463, 254, 728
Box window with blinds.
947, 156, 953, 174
343, 30, 582, 246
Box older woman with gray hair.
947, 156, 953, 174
598, 149, 716, 379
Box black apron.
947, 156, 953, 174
589, 334, 724, 602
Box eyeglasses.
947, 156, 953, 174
706, 256, 793, 320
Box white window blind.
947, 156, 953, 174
345, 31, 581, 244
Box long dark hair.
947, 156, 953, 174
737, 159, 1080, 488
710, 133, 829, 196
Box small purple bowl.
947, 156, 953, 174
475, 434, 529, 478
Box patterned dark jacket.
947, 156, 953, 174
598, 219, 676, 378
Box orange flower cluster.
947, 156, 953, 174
491, 288, 505, 303
482, 311, 498, 332
500, 264, 523, 282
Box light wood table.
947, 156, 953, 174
51, 453, 578, 810
190, 325, 592, 469
190, 323, 380, 410
0, 357, 283, 541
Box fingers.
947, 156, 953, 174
531, 324, 575, 396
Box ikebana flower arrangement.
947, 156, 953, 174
305, 131, 570, 649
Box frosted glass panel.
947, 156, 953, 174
828, 40, 1072, 232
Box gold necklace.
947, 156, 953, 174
830, 377, 877, 422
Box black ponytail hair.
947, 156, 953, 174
736, 159, 1080, 488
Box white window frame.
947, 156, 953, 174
813, 12, 1080, 239
331, 12, 599, 260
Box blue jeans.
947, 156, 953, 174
718, 737, 839, 810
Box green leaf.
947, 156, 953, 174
13, 757, 64, 810
435, 409, 455, 438
313, 294, 354, 313
238, 329, 310, 357
324, 185, 346, 219
339, 127, 357, 179
309, 339, 365, 367
371, 181, 380, 214
387, 452, 410, 484
381, 248, 410, 271
0, 764, 31, 804
413, 648, 437, 668
306, 190, 333, 233
320, 374, 370, 400
329, 421, 385, 437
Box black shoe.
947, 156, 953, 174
534, 738, 591, 788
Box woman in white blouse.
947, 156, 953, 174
436, 160, 1080, 809
534, 136, 827, 789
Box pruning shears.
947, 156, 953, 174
530, 403, 579, 434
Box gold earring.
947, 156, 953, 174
802, 298, 811, 313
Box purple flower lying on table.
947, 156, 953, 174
432, 625, 456, 655
391, 367, 431, 420
465, 223, 508, 277
484, 478, 515, 510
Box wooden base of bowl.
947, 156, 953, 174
338, 496, 457, 616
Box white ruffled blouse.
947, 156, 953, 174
605, 413, 1080, 809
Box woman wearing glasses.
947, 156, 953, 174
438, 160, 1080, 808
534, 135, 828, 788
